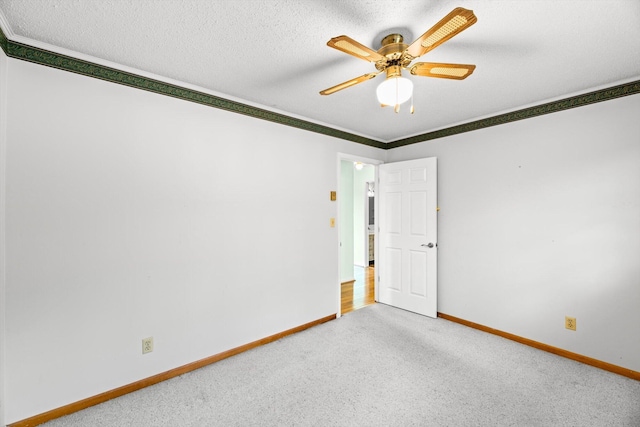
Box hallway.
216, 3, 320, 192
341, 265, 375, 315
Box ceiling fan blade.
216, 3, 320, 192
410, 62, 476, 80
405, 7, 477, 59
327, 35, 387, 63
319, 72, 381, 95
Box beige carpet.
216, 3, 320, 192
43, 303, 640, 426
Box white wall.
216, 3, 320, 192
3, 58, 385, 423
0, 47, 8, 427
387, 94, 640, 372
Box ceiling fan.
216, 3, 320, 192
320, 7, 477, 113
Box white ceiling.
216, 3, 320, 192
1, 0, 639, 143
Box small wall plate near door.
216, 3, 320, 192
565, 316, 576, 331
142, 337, 154, 354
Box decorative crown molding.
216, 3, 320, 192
0, 25, 638, 150
386, 80, 640, 149
0, 25, 386, 149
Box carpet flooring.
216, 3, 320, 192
42, 304, 640, 426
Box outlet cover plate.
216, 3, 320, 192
142, 337, 154, 354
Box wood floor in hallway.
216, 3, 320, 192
341, 265, 375, 315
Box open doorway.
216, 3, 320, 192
338, 155, 381, 316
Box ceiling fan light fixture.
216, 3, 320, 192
320, 7, 477, 113
376, 76, 413, 106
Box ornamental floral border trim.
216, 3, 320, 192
386, 80, 640, 149
1, 26, 638, 149
0, 27, 385, 149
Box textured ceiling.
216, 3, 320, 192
1, 0, 639, 142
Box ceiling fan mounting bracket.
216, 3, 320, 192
380, 33, 404, 46
377, 33, 409, 64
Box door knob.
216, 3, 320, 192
421, 243, 435, 248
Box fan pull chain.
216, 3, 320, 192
394, 77, 400, 113
410, 93, 415, 114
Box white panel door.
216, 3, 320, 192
378, 158, 437, 317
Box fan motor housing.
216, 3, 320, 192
376, 33, 411, 70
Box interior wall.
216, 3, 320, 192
3, 58, 385, 423
386, 94, 640, 372
0, 46, 8, 427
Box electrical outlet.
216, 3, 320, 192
565, 316, 576, 331
142, 337, 154, 354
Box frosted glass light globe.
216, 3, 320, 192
376, 76, 413, 105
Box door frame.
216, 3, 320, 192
336, 153, 383, 318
